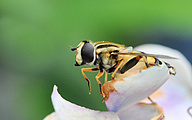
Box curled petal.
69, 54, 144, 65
44, 112, 59, 120
135, 44, 192, 119
51, 85, 120, 120
116, 102, 164, 120
135, 44, 192, 90
151, 114, 165, 120
103, 63, 169, 113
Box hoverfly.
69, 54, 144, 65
71, 40, 176, 95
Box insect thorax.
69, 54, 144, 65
94, 46, 124, 73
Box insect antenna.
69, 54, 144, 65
69, 45, 76, 51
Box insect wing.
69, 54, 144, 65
112, 52, 178, 59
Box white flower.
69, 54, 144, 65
44, 60, 170, 120
135, 44, 192, 119
44, 44, 192, 120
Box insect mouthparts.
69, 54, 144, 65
74, 61, 80, 66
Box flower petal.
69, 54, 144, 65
116, 102, 164, 120
51, 85, 120, 120
135, 44, 192, 89
135, 44, 192, 119
44, 112, 59, 120
154, 80, 192, 119
103, 62, 169, 113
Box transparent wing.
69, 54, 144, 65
112, 52, 178, 59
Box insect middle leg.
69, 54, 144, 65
111, 59, 124, 80
81, 68, 99, 94
95, 71, 104, 95
105, 71, 108, 83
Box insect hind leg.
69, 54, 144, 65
164, 62, 176, 75
142, 56, 156, 103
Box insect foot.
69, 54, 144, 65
101, 78, 123, 102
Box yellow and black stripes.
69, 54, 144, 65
72, 40, 176, 96
120, 56, 142, 74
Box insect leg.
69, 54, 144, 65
95, 71, 104, 95
148, 97, 155, 103
111, 60, 124, 80
105, 71, 108, 83
81, 68, 99, 94
142, 56, 157, 103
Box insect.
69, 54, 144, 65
71, 40, 176, 95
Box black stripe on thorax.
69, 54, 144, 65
96, 44, 119, 49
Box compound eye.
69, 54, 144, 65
81, 42, 94, 63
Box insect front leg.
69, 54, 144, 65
95, 71, 104, 95
81, 68, 99, 94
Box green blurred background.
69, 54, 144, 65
0, 1, 192, 120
